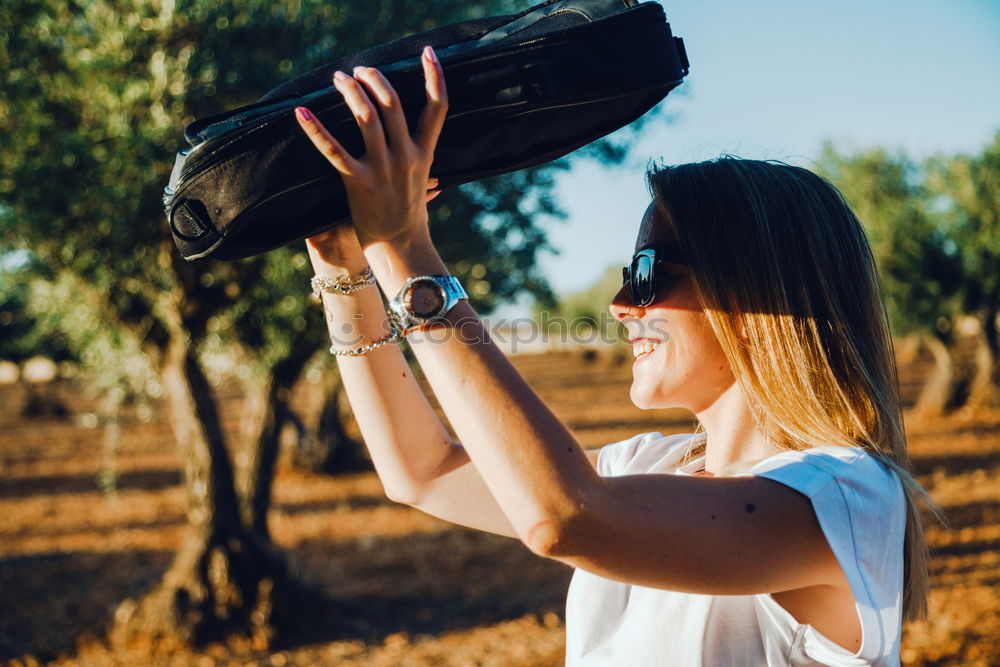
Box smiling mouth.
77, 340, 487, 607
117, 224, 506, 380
632, 339, 660, 359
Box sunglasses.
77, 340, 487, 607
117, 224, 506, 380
622, 247, 687, 307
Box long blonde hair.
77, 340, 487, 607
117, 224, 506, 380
646, 157, 931, 621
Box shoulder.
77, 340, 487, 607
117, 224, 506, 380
752, 447, 907, 661
596, 431, 702, 477
750, 446, 904, 509
748, 446, 907, 553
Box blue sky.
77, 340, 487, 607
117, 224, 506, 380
494, 0, 1000, 318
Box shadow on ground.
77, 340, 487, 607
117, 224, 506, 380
284, 526, 571, 647
1, 525, 571, 661
0, 550, 172, 661
0, 468, 182, 499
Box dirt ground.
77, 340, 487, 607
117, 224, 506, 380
1, 349, 998, 666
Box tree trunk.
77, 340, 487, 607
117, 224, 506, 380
966, 306, 1000, 409
914, 334, 957, 417
288, 370, 370, 475
238, 346, 316, 541
97, 396, 121, 498
113, 336, 292, 647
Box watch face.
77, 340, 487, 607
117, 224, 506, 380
404, 280, 446, 318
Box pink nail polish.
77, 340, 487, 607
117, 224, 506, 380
425, 46, 438, 63
295, 107, 312, 121
333, 70, 348, 81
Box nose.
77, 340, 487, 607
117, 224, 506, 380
609, 281, 643, 322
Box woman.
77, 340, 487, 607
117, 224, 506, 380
294, 46, 928, 666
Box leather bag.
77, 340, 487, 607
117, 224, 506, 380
163, 0, 690, 261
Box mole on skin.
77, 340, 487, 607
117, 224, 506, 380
745, 503, 756, 513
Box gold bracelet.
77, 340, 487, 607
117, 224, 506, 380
311, 267, 376, 297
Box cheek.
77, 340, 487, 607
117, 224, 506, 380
684, 315, 733, 381
689, 316, 727, 364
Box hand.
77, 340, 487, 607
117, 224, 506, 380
295, 45, 448, 249
306, 178, 441, 266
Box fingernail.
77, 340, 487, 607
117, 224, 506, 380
424, 46, 438, 63
352, 66, 365, 76
295, 107, 312, 121
333, 70, 348, 81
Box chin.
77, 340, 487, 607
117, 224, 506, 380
629, 384, 680, 411
629, 379, 691, 410
629, 389, 654, 410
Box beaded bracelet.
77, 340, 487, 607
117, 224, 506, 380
329, 322, 401, 357
311, 267, 376, 297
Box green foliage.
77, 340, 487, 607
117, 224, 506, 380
926, 132, 1000, 317
27, 268, 162, 402
0, 262, 75, 364
817, 143, 964, 338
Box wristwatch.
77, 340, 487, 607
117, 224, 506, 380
388, 274, 469, 335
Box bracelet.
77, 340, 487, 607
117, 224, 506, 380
311, 267, 376, 297
330, 323, 401, 356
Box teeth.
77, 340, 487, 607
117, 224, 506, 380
633, 339, 658, 358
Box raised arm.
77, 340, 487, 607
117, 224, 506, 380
305, 223, 516, 538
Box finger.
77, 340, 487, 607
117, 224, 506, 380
352, 66, 411, 151
415, 46, 448, 155
333, 70, 389, 163
295, 106, 360, 175
426, 189, 442, 203
428, 177, 439, 189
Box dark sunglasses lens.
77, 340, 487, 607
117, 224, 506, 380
631, 254, 654, 305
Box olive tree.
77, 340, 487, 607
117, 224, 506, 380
927, 132, 1000, 409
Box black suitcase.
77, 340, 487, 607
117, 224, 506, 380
164, 0, 690, 261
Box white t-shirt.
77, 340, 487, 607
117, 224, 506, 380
564, 432, 905, 667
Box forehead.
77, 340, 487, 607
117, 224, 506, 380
633, 201, 678, 253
